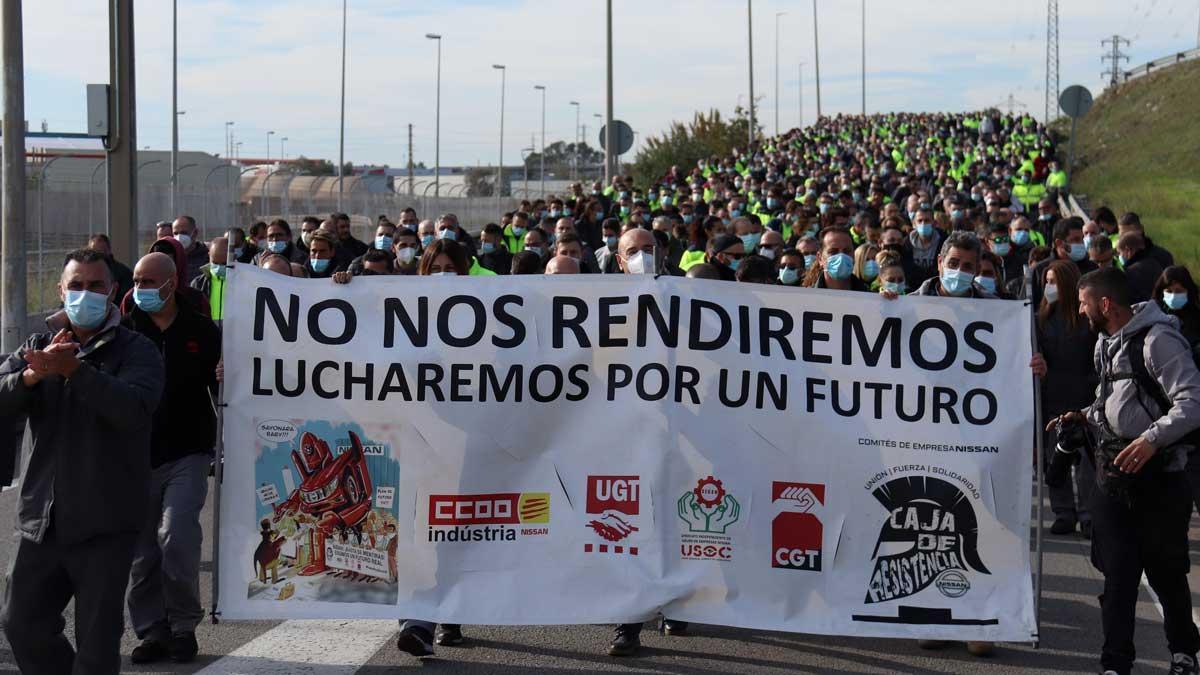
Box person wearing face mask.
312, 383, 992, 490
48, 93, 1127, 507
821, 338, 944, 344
705, 234, 746, 282
910, 231, 995, 298
796, 235, 821, 274
1027, 217, 1097, 306
1153, 266, 1200, 514
502, 212, 530, 255
225, 227, 254, 265
391, 229, 422, 276
1117, 232, 1165, 305
876, 252, 908, 297
295, 216, 323, 256
305, 230, 339, 279
907, 207, 943, 288
522, 227, 551, 272
974, 251, 1012, 299
853, 242, 881, 288
733, 217, 763, 256
594, 219, 623, 274
171, 215, 210, 284
189, 237, 229, 326
1028, 261, 1097, 538
346, 222, 398, 276
0, 249, 164, 675
757, 229, 785, 263
802, 228, 872, 291
777, 250, 804, 286
1035, 198, 1060, 238
476, 223, 513, 275
122, 252, 220, 665
251, 219, 309, 266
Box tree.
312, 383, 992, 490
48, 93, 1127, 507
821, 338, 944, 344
631, 107, 760, 187
465, 167, 495, 197
292, 155, 336, 175
524, 142, 605, 178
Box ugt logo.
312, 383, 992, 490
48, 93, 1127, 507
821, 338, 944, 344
677, 476, 740, 534
584, 476, 640, 555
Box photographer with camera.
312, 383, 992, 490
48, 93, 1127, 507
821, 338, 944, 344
1047, 267, 1200, 675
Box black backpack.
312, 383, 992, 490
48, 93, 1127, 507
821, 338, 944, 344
1121, 326, 1200, 451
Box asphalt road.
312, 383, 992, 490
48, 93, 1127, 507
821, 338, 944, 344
0, 479, 1197, 674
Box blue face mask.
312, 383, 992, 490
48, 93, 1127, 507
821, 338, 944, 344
661, 197, 672, 207
1069, 242, 1087, 262
682, 214, 694, 224
512, 225, 526, 237
480, 241, 496, 254
526, 245, 544, 258
1083, 234, 1094, 250
620, 206, 630, 216
803, 254, 817, 269
779, 267, 800, 285
232, 247, 244, 259
940, 268, 974, 296
974, 275, 998, 295
863, 260, 880, 281
310, 258, 331, 273
564, 208, 572, 217
915, 223, 934, 238
1011, 230, 1031, 246
992, 242, 1011, 257
826, 253, 853, 280
951, 210, 962, 220
133, 285, 169, 313
267, 240, 287, 254
64, 289, 110, 329
421, 234, 435, 248
740, 233, 761, 252
439, 229, 457, 241
819, 203, 830, 214
211, 263, 227, 279
1164, 291, 1189, 310
375, 235, 393, 251
766, 198, 779, 209
883, 280, 906, 295
730, 208, 741, 218
727, 257, 741, 272
605, 235, 618, 249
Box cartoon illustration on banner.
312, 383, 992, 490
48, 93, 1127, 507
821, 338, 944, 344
248, 418, 401, 605
852, 467, 996, 626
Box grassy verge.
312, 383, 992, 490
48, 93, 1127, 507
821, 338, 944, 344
1062, 58, 1200, 270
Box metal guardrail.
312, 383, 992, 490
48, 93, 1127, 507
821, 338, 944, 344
1122, 47, 1200, 84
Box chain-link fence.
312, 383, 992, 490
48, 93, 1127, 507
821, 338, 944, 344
23, 177, 532, 317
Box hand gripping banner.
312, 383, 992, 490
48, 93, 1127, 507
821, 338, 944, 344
217, 264, 1036, 641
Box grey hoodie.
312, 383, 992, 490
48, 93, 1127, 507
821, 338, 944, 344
1087, 301, 1200, 471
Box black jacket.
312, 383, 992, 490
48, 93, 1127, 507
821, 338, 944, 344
477, 248, 513, 275
1027, 254, 1097, 305
1144, 236, 1175, 269
124, 301, 221, 468
1036, 311, 1098, 418
1122, 250, 1165, 305
107, 256, 135, 303
0, 309, 165, 545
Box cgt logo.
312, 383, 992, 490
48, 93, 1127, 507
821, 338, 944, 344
771, 482, 824, 572
585, 476, 641, 555
429, 492, 550, 526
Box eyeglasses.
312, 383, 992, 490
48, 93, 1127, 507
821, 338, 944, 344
990, 236, 1010, 245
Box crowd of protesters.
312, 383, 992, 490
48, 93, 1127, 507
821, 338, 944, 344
2, 109, 1200, 675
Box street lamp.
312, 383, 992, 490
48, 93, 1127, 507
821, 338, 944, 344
775, 11, 787, 137
281, 136, 288, 161
426, 33, 443, 197
746, 1, 755, 146
534, 85, 546, 196
492, 64, 506, 198
593, 113, 603, 174
338, 0, 347, 210
266, 130, 275, 164
224, 121, 235, 158
569, 100, 580, 180
170, 110, 185, 213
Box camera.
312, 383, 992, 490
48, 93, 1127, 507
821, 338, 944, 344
1047, 415, 1090, 488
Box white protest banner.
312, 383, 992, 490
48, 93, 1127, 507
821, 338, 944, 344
219, 263, 1035, 641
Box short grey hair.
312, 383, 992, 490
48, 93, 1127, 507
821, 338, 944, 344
939, 230, 981, 258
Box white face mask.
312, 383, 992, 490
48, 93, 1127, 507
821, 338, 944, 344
1044, 283, 1059, 303
174, 233, 193, 249
395, 247, 417, 265
623, 250, 655, 275
432, 270, 457, 277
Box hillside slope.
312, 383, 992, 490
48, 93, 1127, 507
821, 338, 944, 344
1063, 58, 1200, 269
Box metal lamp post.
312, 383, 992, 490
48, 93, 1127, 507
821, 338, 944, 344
266, 130, 274, 165
493, 64, 506, 198
426, 33, 442, 197
534, 85, 546, 196
569, 100, 580, 180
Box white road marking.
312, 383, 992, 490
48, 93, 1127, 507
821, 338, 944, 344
193, 619, 397, 675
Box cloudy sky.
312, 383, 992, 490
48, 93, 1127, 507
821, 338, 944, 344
21, 0, 1199, 167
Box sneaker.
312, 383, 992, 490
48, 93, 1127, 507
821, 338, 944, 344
167, 632, 199, 663
1080, 521, 1093, 540
1051, 517, 1077, 535
661, 619, 689, 636
130, 638, 169, 664
966, 641, 994, 657
917, 640, 950, 650
1170, 653, 1200, 674
608, 626, 641, 657
434, 624, 464, 646
396, 626, 435, 657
